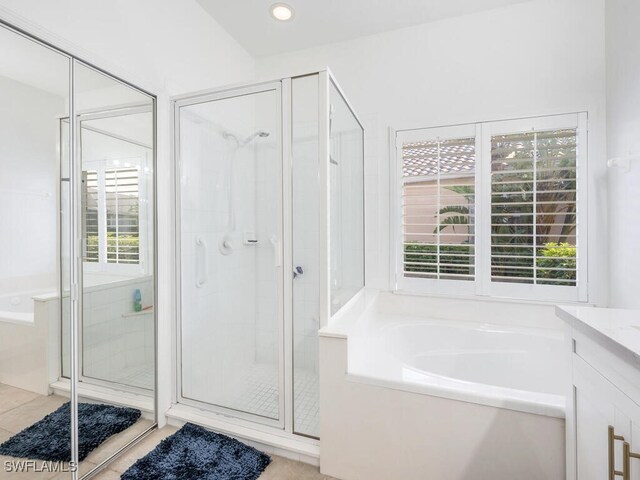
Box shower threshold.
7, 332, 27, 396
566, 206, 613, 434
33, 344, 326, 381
166, 403, 320, 466
50, 379, 154, 419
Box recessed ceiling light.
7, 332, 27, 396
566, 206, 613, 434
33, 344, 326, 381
270, 3, 294, 21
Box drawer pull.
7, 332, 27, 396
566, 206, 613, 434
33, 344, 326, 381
610, 426, 626, 479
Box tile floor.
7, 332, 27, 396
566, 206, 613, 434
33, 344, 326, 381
231, 364, 319, 437
0, 384, 150, 480
0, 383, 334, 479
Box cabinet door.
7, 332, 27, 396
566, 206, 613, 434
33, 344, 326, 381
574, 361, 619, 480
573, 355, 640, 480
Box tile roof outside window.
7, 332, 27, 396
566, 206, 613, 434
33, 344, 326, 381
403, 140, 475, 177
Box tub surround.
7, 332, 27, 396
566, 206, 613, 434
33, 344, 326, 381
318, 289, 565, 480
0, 273, 154, 398
0, 294, 59, 395
323, 289, 566, 417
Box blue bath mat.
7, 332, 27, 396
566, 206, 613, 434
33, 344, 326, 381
0, 402, 141, 461
121, 423, 271, 480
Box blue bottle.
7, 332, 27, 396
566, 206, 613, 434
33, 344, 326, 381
134, 289, 142, 312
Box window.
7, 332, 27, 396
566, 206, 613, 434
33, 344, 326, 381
490, 130, 577, 286
82, 166, 141, 269
402, 133, 476, 282
394, 114, 587, 302
83, 170, 99, 263
105, 169, 140, 264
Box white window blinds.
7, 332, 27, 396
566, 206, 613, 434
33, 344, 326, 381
83, 170, 99, 263
402, 135, 476, 281
82, 167, 140, 267
490, 129, 577, 286
395, 113, 586, 302
105, 168, 140, 265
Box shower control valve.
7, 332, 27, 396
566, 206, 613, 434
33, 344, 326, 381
293, 266, 304, 279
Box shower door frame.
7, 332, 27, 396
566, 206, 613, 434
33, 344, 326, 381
173, 81, 290, 430
59, 103, 156, 396
173, 71, 339, 442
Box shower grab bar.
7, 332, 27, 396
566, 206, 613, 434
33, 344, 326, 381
196, 236, 208, 288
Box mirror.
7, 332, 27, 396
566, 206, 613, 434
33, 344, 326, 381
72, 61, 156, 476
0, 24, 76, 476
0, 22, 156, 479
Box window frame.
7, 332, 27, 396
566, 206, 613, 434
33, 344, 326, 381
392, 112, 588, 303
394, 123, 479, 297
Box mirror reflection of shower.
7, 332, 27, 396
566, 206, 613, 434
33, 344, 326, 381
220, 130, 270, 256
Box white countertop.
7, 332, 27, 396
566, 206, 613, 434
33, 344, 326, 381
556, 305, 640, 366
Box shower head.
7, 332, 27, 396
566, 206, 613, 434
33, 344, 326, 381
241, 130, 270, 146
222, 130, 270, 147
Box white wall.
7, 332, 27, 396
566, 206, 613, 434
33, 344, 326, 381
0, 75, 63, 288
606, 0, 640, 308
257, 0, 608, 305
0, 0, 256, 424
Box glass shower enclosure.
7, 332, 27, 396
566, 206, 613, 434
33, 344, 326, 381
174, 70, 364, 439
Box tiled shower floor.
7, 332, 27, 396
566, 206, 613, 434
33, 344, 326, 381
118, 366, 154, 390
231, 364, 319, 437
83, 365, 154, 391
292, 370, 320, 436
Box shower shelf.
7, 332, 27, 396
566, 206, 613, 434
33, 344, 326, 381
122, 307, 154, 318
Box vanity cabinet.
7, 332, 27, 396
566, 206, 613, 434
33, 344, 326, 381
573, 354, 640, 479
561, 306, 640, 480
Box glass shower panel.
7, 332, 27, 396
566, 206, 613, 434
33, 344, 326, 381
292, 75, 321, 437
329, 82, 365, 314
178, 87, 283, 422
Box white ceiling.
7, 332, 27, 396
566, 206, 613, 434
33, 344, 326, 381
197, 0, 531, 57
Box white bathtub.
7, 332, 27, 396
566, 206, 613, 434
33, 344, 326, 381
0, 273, 137, 324
319, 289, 566, 480
349, 316, 565, 417
0, 288, 54, 324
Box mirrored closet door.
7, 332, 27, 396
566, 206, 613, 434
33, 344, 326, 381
0, 22, 74, 477
0, 20, 157, 480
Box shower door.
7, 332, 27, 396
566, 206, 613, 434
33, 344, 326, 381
176, 83, 284, 425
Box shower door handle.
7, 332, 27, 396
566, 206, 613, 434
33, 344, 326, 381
196, 236, 208, 288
